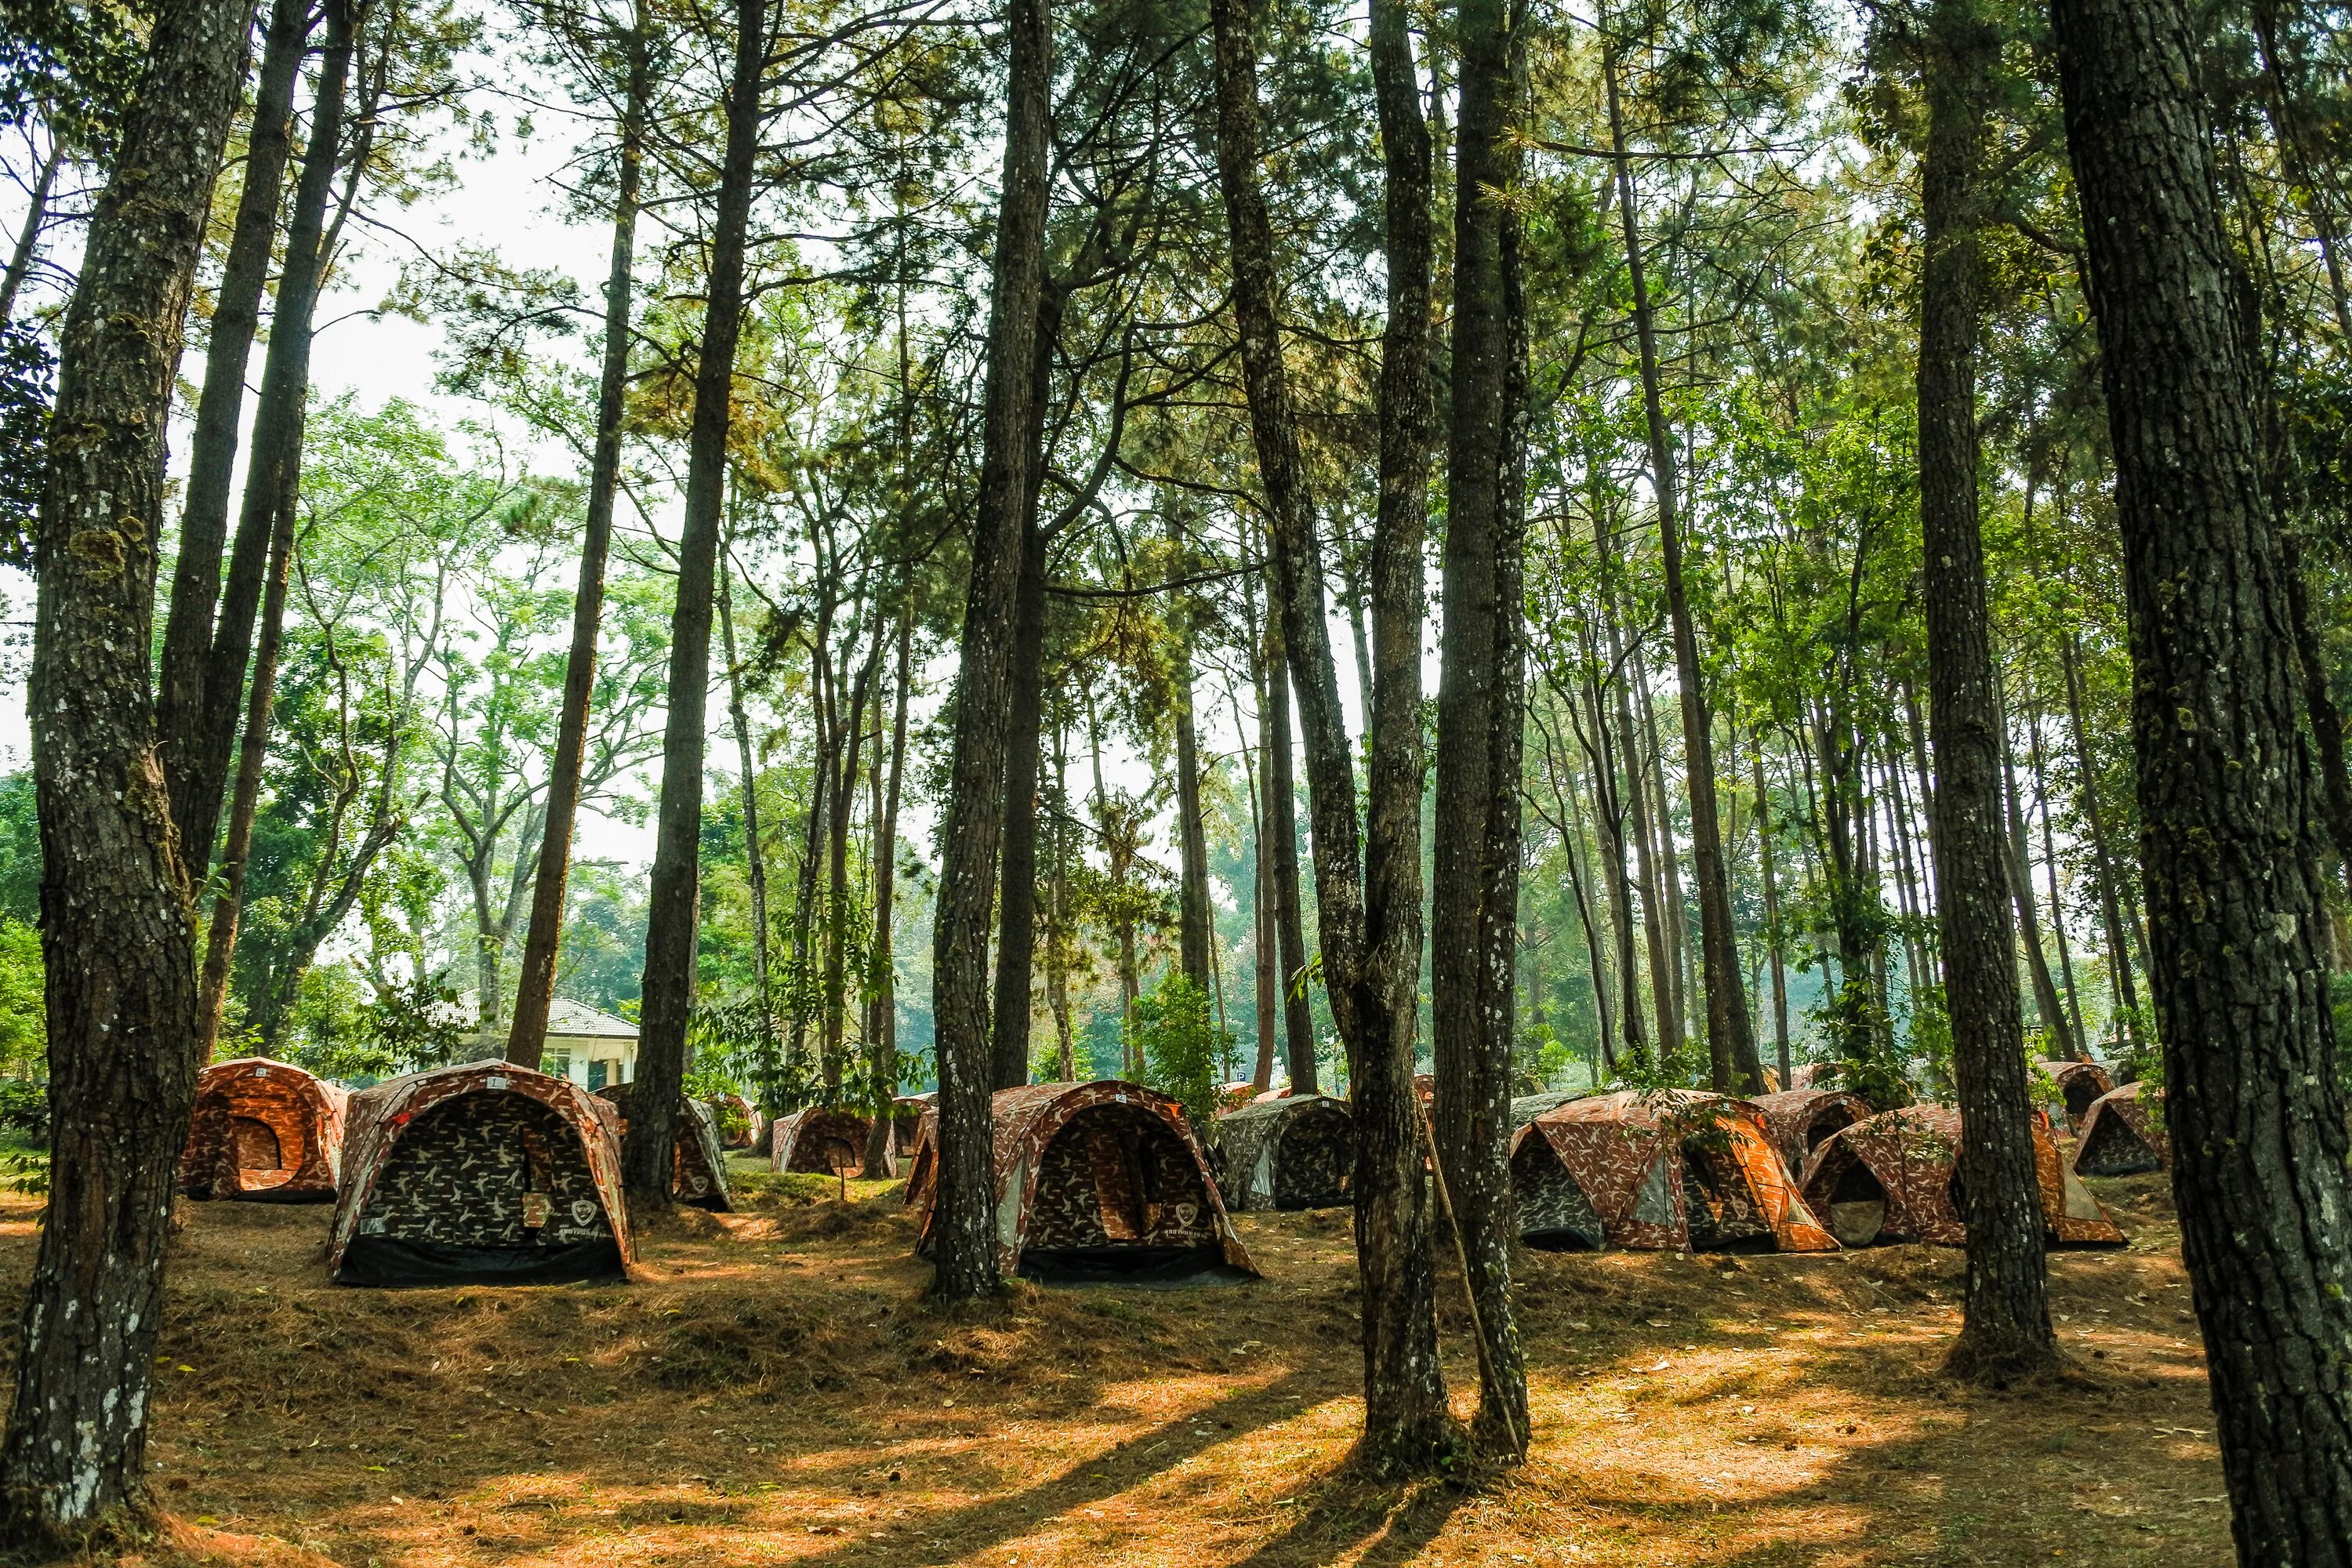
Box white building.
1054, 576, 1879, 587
449, 994, 638, 1091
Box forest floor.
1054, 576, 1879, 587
4, 1161, 2227, 1567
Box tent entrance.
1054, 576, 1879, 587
347, 1091, 621, 1285
2076, 1114, 2161, 1177
1802, 1104, 1862, 1160
1512, 1137, 1603, 1251
1679, 1135, 1775, 1252
1271, 1102, 1352, 1210
1820, 1155, 1888, 1247
1019, 1104, 1240, 1283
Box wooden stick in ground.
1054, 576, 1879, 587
1417, 1102, 1523, 1457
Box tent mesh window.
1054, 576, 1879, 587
1512, 1134, 1605, 1250
1025, 1104, 1219, 1268
359, 1093, 612, 1249
2076, 1106, 2161, 1176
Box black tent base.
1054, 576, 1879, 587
1519, 1225, 1605, 1253
336, 1235, 626, 1287
1018, 1244, 1254, 1287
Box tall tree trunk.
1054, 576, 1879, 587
173, 0, 359, 884
931, 0, 1051, 1298
1601, 32, 1760, 1092
1045, 721, 1077, 1081
0, 0, 249, 1543
990, 517, 1049, 1087
862, 606, 913, 1169
1915, 0, 2061, 1373
1173, 521, 1213, 995
629, 0, 764, 1200
2060, 629, 2141, 1039
1634, 644, 1695, 1047
0, 138, 61, 326
721, 556, 774, 1023
1604, 578, 1678, 1058
154, 0, 310, 843
2027, 710, 2089, 1052
1247, 652, 1278, 1090
1264, 621, 1316, 1091
1998, 676, 2075, 1058
194, 465, 299, 1052
2055, 0, 2352, 1549
1753, 747, 1792, 1086
508, 24, 647, 1065
1207, 0, 1365, 1067
822, 634, 877, 1084
1434, 0, 1529, 1459
1352, 0, 1451, 1475
1584, 672, 1650, 1065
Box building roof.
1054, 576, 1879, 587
445, 993, 638, 1043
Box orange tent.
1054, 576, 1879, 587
1749, 1087, 1871, 1178
180, 1058, 347, 1202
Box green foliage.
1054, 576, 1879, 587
1127, 973, 1230, 1134
0, 917, 43, 1083
0, 1078, 47, 1138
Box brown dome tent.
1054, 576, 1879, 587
706, 1093, 762, 1151
598, 1083, 734, 1210
180, 1058, 348, 1202
1749, 1087, 1871, 1177
2045, 1060, 2117, 1130
1787, 1063, 1830, 1091
2072, 1082, 2169, 1177
1511, 1091, 1837, 1253
1798, 1105, 2126, 1249
329, 1062, 633, 1286
771, 1107, 876, 1176
908, 1081, 1259, 1283
1217, 1094, 1353, 1210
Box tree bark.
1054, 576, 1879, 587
1753, 747, 1792, 1086
1207, 0, 1365, 1067
1262, 619, 1316, 1091
1351, 0, 1451, 1475
194, 461, 299, 1053
1914, 0, 2059, 1380
0, 138, 60, 328
1173, 518, 1213, 996
930, 0, 1051, 1298
990, 516, 1049, 1087
1432, 0, 1529, 1459
629, 0, 764, 1200
1998, 674, 2075, 1058
2054, 0, 2352, 1547
0, 0, 250, 1544
2027, 711, 2089, 1051
154, 0, 310, 858
863, 606, 912, 1168
508, 22, 646, 1065
2060, 628, 2141, 1038
1600, 32, 1760, 1093
173, 0, 359, 884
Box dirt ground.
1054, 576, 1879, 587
1, 1163, 2230, 1566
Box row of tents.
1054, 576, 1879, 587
173, 1052, 2164, 1290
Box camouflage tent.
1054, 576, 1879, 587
1787, 1063, 1830, 1091
181, 1058, 347, 1203
1511, 1091, 1836, 1253
329, 1062, 633, 1286
2072, 1082, 2169, 1177
909, 1081, 1259, 1283
771, 1107, 875, 1176
1749, 1087, 1871, 1178
2044, 1060, 2118, 1130
598, 1083, 734, 1210
706, 1093, 762, 1151
889, 1093, 934, 1158
1217, 1094, 1353, 1210
1798, 1105, 2126, 1249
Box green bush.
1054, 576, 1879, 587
1127, 972, 1229, 1134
